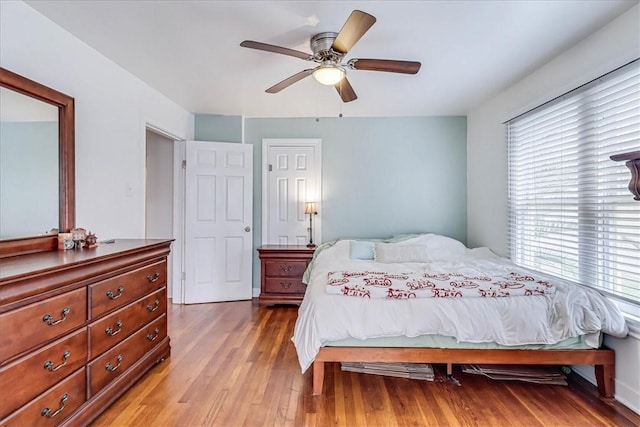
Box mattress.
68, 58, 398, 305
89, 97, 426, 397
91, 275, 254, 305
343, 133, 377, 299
325, 333, 597, 350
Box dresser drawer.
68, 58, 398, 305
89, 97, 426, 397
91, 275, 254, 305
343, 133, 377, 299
0, 288, 86, 363
87, 314, 167, 396
0, 367, 86, 427
89, 260, 166, 318
264, 277, 307, 295
264, 260, 308, 278
0, 329, 87, 419
88, 287, 167, 359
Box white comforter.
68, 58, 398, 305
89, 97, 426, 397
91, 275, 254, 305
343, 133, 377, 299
292, 236, 629, 373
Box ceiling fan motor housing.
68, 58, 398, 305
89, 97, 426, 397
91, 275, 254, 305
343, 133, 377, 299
310, 32, 342, 63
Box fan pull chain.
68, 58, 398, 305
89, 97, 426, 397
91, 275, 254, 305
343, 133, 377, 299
315, 83, 320, 122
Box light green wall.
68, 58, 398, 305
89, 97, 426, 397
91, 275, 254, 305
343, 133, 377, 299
194, 115, 467, 290
194, 114, 242, 142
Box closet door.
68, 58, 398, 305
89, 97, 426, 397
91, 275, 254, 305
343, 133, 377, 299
262, 139, 322, 245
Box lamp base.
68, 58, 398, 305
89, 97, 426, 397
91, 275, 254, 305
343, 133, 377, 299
306, 243, 316, 248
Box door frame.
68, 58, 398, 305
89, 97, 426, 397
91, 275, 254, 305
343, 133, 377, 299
144, 123, 186, 304
262, 138, 322, 245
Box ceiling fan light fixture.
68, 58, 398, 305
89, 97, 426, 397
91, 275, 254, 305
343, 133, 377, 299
313, 65, 345, 85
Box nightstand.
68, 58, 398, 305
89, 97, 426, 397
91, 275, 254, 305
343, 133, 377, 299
257, 245, 315, 307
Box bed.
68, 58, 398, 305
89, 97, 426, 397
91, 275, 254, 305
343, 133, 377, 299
291, 234, 629, 397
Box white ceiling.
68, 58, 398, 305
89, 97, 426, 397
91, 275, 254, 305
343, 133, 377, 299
25, 0, 637, 118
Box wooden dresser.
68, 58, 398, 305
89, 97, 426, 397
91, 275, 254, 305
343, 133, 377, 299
257, 245, 315, 307
0, 239, 172, 426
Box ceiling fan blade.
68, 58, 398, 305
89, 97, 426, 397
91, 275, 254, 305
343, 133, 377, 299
240, 40, 313, 61
331, 10, 376, 54
266, 69, 316, 93
335, 77, 357, 103
349, 58, 421, 74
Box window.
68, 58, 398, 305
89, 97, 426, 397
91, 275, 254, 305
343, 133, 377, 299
507, 59, 640, 304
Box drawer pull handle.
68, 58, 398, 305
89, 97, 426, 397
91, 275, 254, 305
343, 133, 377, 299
147, 272, 160, 283
105, 354, 123, 372
106, 286, 124, 300
146, 299, 160, 312
146, 327, 160, 341
279, 265, 292, 273
42, 307, 70, 326
43, 350, 71, 372
280, 282, 292, 289
105, 320, 123, 336
41, 393, 68, 418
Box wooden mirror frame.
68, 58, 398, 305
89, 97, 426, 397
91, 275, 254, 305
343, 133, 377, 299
0, 67, 75, 257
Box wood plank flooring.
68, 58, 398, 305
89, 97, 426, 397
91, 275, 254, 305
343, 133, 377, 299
91, 300, 639, 426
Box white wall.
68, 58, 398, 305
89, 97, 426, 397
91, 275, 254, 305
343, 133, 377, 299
467, 5, 640, 413
0, 1, 194, 239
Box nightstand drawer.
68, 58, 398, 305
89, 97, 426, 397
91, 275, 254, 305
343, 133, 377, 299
264, 278, 306, 294
264, 260, 308, 278
258, 245, 315, 307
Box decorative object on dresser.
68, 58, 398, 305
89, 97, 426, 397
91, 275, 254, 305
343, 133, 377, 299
0, 239, 172, 426
257, 245, 315, 307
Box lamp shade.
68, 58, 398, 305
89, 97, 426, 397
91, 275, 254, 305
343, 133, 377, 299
313, 65, 345, 85
304, 202, 316, 214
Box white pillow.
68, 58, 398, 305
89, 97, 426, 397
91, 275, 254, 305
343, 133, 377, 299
373, 243, 430, 263
425, 235, 467, 261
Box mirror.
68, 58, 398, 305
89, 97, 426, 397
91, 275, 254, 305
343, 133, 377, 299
1, 87, 59, 238
0, 67, 75, 257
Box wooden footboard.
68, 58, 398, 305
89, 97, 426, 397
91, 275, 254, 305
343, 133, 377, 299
312, 347, 615, 397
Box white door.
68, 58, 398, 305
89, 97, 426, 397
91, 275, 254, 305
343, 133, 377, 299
263, 139, 321, 245
184, 141, 253, 303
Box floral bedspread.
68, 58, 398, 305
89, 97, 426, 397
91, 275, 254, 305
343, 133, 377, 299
326, 270, 556, 299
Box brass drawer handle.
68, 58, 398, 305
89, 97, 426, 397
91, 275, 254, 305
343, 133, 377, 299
146, 272, 160, 283
146, 327, 160, 341
105, 320, 123, 336
146, 299, 160, 312
280, 282, 292, 289
43, 350, 70, 372
105, 354, 123, 372
279, 265, 292, 273
106, 286, 124, 300
42, 307, 70, 326
41, 393, 68, 418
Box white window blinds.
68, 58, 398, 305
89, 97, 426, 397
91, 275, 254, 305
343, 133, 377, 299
507, 59, 640, 303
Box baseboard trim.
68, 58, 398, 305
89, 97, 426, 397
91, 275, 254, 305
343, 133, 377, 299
572, 365, 639, 415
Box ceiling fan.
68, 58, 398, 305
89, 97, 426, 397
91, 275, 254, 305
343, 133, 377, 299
240, 10, 421, 103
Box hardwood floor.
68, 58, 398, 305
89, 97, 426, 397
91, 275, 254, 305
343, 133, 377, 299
91, 300, 639, 426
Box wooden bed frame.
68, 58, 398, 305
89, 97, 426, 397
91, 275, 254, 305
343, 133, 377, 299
312, 346, 615, 397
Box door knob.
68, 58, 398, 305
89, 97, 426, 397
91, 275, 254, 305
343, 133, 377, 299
244, 226, 251, 232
